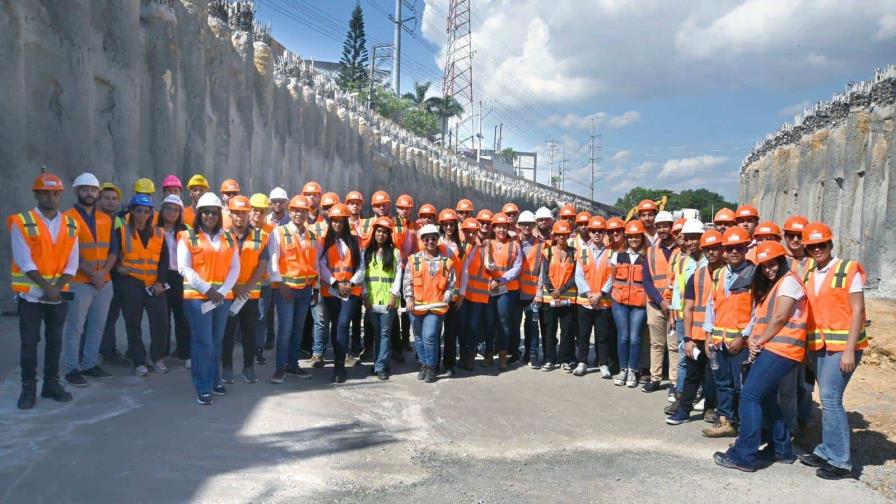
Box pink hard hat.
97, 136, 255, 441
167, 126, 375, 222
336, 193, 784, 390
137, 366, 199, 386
162, 175, 183, 189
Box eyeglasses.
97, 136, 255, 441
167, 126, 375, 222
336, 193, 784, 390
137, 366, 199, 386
805, 242, 827, 251
421, 235, 439, 242
724, 245, 747, 253
784, 233, 802, 241
200, 209, 221, 216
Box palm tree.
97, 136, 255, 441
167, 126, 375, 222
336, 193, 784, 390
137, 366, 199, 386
402, 81, 432, 108
426, 95, 465, 144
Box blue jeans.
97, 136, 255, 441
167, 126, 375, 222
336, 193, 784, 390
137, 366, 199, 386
368, 309, 395, 373
255, 285, 272, 351
611, 302, 646, 370
521, 299, 540, 363
185, 299, 231, 395
312, 294, 330, 357
712, 344, 748, 421
62, 281, 113, 373
492, 290, 520, 353
324, 295, 360, 369
274, 287, 312, 370
412, 312, 444, 367
674, 319, 687, 391
728, 350, 797, 468
812, 350, 862, 470
461, 301, 486, 355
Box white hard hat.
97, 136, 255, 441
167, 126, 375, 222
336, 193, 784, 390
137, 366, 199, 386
517, 210, 536, 224
535, 207, 553, 220
681, 218, 704, 235
162, 194, 184, 208
269, 187, 288, 201
72, 172, 100, 188
655, 211, 674, 224
417, 224, 440, 237
196, 192, 223, 209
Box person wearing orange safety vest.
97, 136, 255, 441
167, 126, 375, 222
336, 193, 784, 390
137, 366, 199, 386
701, 226, 755, 438
343, 190, 369, 364
183, 174, 210, 228
458, 217, 487, 370
437, 208, 465, 376
605, 220, 648, 388
178, 192, 241, 405
783, 215, 814, 277
573, 211, 591, 252
404, 224, 457, 383
392, 194, 417, 357
116, 194, 170, 378
537, 219, 578, 371
456, 198, 475, 241
61, 173, 118, 388
484, 212, 522, 371
643, 210, 677, 394
605, 217, 626, 252
796, 222, 867, 479
714, 241, 807, 473
10, 172, 79, 409
516, 210, 544, 368
574, 216, 613, 378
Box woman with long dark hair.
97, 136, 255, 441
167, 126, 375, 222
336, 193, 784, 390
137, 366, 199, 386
158, 194, 191, 366
363, 217, 402, 380
319, 203, 364, 383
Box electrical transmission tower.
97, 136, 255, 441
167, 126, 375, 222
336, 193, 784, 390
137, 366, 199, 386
442, 0, 475, 152
589, 118, 603, 201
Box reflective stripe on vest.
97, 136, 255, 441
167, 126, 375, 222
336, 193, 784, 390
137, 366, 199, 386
610, 254, 645, 307
411, 253, 450, 315
710, 267, 753, 345
323, 242, 361, 297
66, 208, 112, 283
179, 228, 236, 300
277, 226, 317, 289
119, 225, 164, 286
489, 239, 520, 291
647, 244, 671, 290
236, 228, 268, 299
753, 272, 808, 362
464, 244, 490, 303
8, 211, 78, 293
804, 259, 868, 352
575, 246, 611, 308
689, 266, 713, 341
365, 248, 399, 306
520, 240, 543, 297
541, 246, 577, 303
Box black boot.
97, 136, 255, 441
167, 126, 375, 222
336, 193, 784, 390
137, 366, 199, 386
17, 380, 37, 409
40, 378, 73, 402
424, 366, 437, 383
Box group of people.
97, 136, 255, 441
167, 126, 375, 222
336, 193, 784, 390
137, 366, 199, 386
10, 171, 867, 480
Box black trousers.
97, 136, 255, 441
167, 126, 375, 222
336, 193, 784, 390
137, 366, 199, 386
577, 307, 611, 366
101, 271, 122, 357
442, 304, 460, 369
543, 305, 575, 364
391, 298, 411, 353
350, 300, 367, 356
223, 299, 259, 370
116, 275, 168, 367
521, 299, 539, 362
680, 340, 714, 411
166, 271, 191, 358
18, 298, 67, 382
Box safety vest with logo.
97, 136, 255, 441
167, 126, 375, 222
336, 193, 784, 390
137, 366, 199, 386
323, 243, 361, 297
235, 227, 269, 299
803, 259, 868, 352
365, 247, 401, 306
410, 253, 451, 315
65, 207, 112, 284
464, 243, 490, 304
611, 253, 646, 307
488, 239, 520, 291
710, 267, 753, 345
519, 239, 544, 298
276, 225, 318, 290
689, 265, 714, 341
540, 246, 577, 304
646, 243, 672, 292
179, 228, 237, 300
7, 210, 78, 293
119, 225, 164, 286
576, 245, 612, 309
753, 272, 808, 362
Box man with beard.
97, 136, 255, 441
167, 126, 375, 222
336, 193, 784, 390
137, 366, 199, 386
62, 173, 119, 387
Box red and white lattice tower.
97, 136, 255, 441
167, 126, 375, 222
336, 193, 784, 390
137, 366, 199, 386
442, 0, 475, 152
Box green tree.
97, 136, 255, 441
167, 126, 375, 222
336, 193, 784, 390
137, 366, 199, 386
402, 108, 440, 139
337, 3, 369, 92
614, 186, 735, 221
426, 95, 465, 142
402, 81, 433, 109
499, 147, 516, 163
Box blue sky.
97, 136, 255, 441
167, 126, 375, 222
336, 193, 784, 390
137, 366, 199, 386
255, 0, 896, 205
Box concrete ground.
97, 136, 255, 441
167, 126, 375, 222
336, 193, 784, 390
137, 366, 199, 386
0, 314, 890, 504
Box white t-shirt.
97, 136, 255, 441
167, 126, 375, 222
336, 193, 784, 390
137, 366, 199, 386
812, 257, 864, 296
776, 274, 806, 318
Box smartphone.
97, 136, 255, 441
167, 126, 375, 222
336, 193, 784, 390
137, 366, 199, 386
60, 291, 75, 301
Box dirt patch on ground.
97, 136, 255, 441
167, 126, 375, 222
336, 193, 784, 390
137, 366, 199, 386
864, 298, 896, 368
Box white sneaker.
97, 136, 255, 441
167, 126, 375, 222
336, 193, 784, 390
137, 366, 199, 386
154, 360, 168, 374
541, 362, 554, 372
135, 365, 149, 377
626, 370, 638, 388
560, 363, 573, 373
185, 359, 191, 369
529, 361, 541, 370
572, 362, 587, 377
599, 365, 612, 379
694, 398, 705, 412
613, 369, 628, 386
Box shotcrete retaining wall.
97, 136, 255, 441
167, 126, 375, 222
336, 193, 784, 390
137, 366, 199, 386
739, 67, 896, 296
0, 0, 606, 303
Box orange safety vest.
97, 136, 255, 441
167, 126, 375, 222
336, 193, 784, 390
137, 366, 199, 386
488, 239, 520, 291
803, 259, 868, 352
753, 272, 808, 362
65, 207, 112, 283
118, 225, 165, 286
788, 255, 815, 278
689, 265, 714, 341
710, 267, 753, 346
322, 243, 361, 297
234, 227, 269, 299
611, 253, 646, 307
183, 206, 197, 228
576, 245, 612, 309
646, 243, 672, 292
540, 246, 577, 303
519, 239, 544, 298
276, 225, 318, 290
464, 243, 490, 304
410, 253, 451, 315
356, 217, 376, 249
178, 228, 237, 300
7, 210, 78, 293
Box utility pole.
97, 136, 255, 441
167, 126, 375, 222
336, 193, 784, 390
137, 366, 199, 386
547, 139, 558, 189
587, 118, 603, 202
442, 0, 475, 151
368, 43, 393, 108
560, 144, 566, 191
392, 0, 401, 94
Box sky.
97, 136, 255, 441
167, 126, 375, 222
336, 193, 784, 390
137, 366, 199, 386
255, 0, 896, 205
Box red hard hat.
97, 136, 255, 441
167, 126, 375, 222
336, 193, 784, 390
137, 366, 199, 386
783, 215, 809, 234
302, 181, 322, 195
327, 203, 350, 218
802, 222, 833, 246
418, 203, 437, 217
345, 190, 363, 203
438, 208, 458, 223
289, 195, 310, 210
588, 216, 607, 230
220, 179, 240, 193
552, 220, 572, 235
396, 194, 414, 209
576, 211, 592, 225
371, 190, 391, 205
722, 227, 751, 246
637, 199, 658, 213
755, 241, 788, 263
501, 202, 520, 215
713, 208, 736, 224
735, 204, 759, 220
476, 209, 494, 222
700, 230, 723, 248
321, 192, 340, 207
227, 195, 251, 211
755, 221, 782, 238
32, 172, 65, 192
625, 220, 646, 235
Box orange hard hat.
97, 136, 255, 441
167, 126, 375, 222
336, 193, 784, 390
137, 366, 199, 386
754, 221, 782, 238
32, 172, 65, 192
802, 222, 833, 246
492, 212, 510, 226
713, 208, 736, 224
625, 220, 646, 235
461, 217, 480, 231
559, 204, 576, 218
396, 194, 414, 208
302, 181, 322, 195
289, 195, 310, 210
722, 226, 751, 246
588, 216, 607, 230
371, 190, 391, 206
636, 199, 658, 213
373, 216, 394, 231
227, 195, 251, 211
502, 202, 520, 214
783, 215, 809, 234
755, 241, 788, 263
606, 217, 625, 231
418, 203, 437, 217
552, 220, 572, 235
438, 208, 458, 223
456, 199, 474, 212
321, 192, 340, 207
328, 203, 350, 219
700, 230, 723, 248
672, 218, 686, 234
576, 211, 592, 225
735, 204, 759, 220
476, 209, 494, 222
220, 179, 240, 193
345, 190, 363, 203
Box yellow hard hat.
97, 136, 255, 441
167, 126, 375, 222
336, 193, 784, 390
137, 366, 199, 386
133, 178, 156, 194
249, 193, 270, 209
187, 174, 209, 189
99, 183, 123, 200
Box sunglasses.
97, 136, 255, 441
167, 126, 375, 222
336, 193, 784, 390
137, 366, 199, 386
421, 235, 439, 242
200, 209, 221, 216
805, 242, 827, 251
724, 245, 747, 253
784, 233, 802, 241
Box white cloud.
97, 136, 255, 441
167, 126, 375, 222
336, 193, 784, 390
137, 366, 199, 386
778, 100, 810, 117
545, 111, 641, 130
658, 155, 728, 180
612, 150, 632, 162
876, 14, 896, 40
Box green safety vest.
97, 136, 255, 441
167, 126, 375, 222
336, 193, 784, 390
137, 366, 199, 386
365, 248, 401, 306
